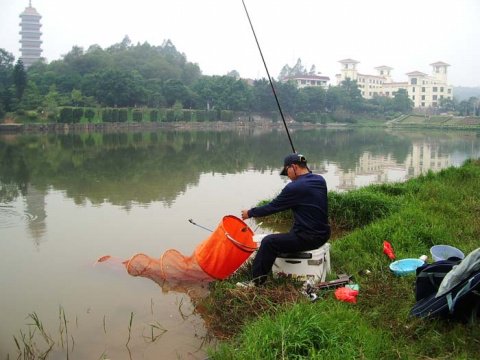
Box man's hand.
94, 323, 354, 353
241, 209, 249, 220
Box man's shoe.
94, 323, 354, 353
236, 281, 256, 288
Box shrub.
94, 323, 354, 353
59, 107, 73, 123
150, 110, 158, 122
328, 190, 399, 230
166, 110, 175, 122
72, 108, 84, 123
220, 110, 234, 122
84, 108, 95, 122
132, 110, 143, 122
26, 111, 38, 120
111, 109, 119, 123
158, 109, 166, 122
182, 110, 192, 122
102, 109, 112, 122
118, 109, 128, 122
196, 110, 207, 122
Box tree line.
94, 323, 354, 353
5, 36, 471, 124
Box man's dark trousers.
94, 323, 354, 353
252, 232, 325, 285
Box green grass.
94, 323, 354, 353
210, 300, 391, 360
395, 115, 480, 129
206, 159, 480, 359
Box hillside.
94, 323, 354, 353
453, 86, 480, 101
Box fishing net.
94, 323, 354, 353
98, 215, 257, 285
125, 250, 214, 283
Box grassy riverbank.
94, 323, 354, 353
388, 114, 480, 129
201, 159, 480, 359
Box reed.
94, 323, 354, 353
144, 321, 168, 343
11, 313, 55, 359
103, 315, 107, 334
126, 312, 134, 346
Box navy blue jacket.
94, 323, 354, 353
248, 173, 330, 240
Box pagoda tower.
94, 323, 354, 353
19, 1, 43, 68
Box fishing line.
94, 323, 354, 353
241, 0, 296, 153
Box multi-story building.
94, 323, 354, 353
19, 1, 43, 68
283, 74, 330, 90
336, 59, 453, 108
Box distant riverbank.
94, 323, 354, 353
1, 115, 479, 134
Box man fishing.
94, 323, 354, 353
240, 153, 330, 286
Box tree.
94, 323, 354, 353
291, 58, 307, 76
298, 86, 327, 113
368, 95, 392, 115
325, 86, 343, 113
19, 81, 43, 110
163, 79, 190, 108
275, 81, 297, 115
192, 75, 251, 111
251, 79, 277, 112
458, 97, 480, 116
88, 69, 145, 107
392, 89, 413, 113
13, 60, 27, 101
439, 97, 456, 112
226, 70, 240, 79
16, 39, 201, 109
0, 48, 15, 113
468, 97, 479, 116
278, 64, 292, 80
339, 79, 363, 113
71, 89, 83, 107
43, 85, 61, 120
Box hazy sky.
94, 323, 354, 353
1, 0, 479, 86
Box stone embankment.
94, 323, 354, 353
0, 121, 270, 134
0, 119, 336, 134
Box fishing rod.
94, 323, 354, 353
188, 218, 263, 233
188, 218, 259, 252
241, 0, 296, 154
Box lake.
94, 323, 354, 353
1, 127, 479, 359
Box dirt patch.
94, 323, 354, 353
195, 281, 305, 340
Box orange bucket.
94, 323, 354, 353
194, 215, 256, 279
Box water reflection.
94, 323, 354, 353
406, 142, 451, 178
331, 141, 452, 191
0, 128, 479, 206
24, 184, 47, 245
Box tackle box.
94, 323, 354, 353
273, 242, 331, 281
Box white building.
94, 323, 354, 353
336, 59, 453, 108
283, 74, 330, 90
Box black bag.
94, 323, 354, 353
415, 258, 461, 301
411, 252, 480, 322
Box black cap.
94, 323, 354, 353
280, 153, 308, 176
